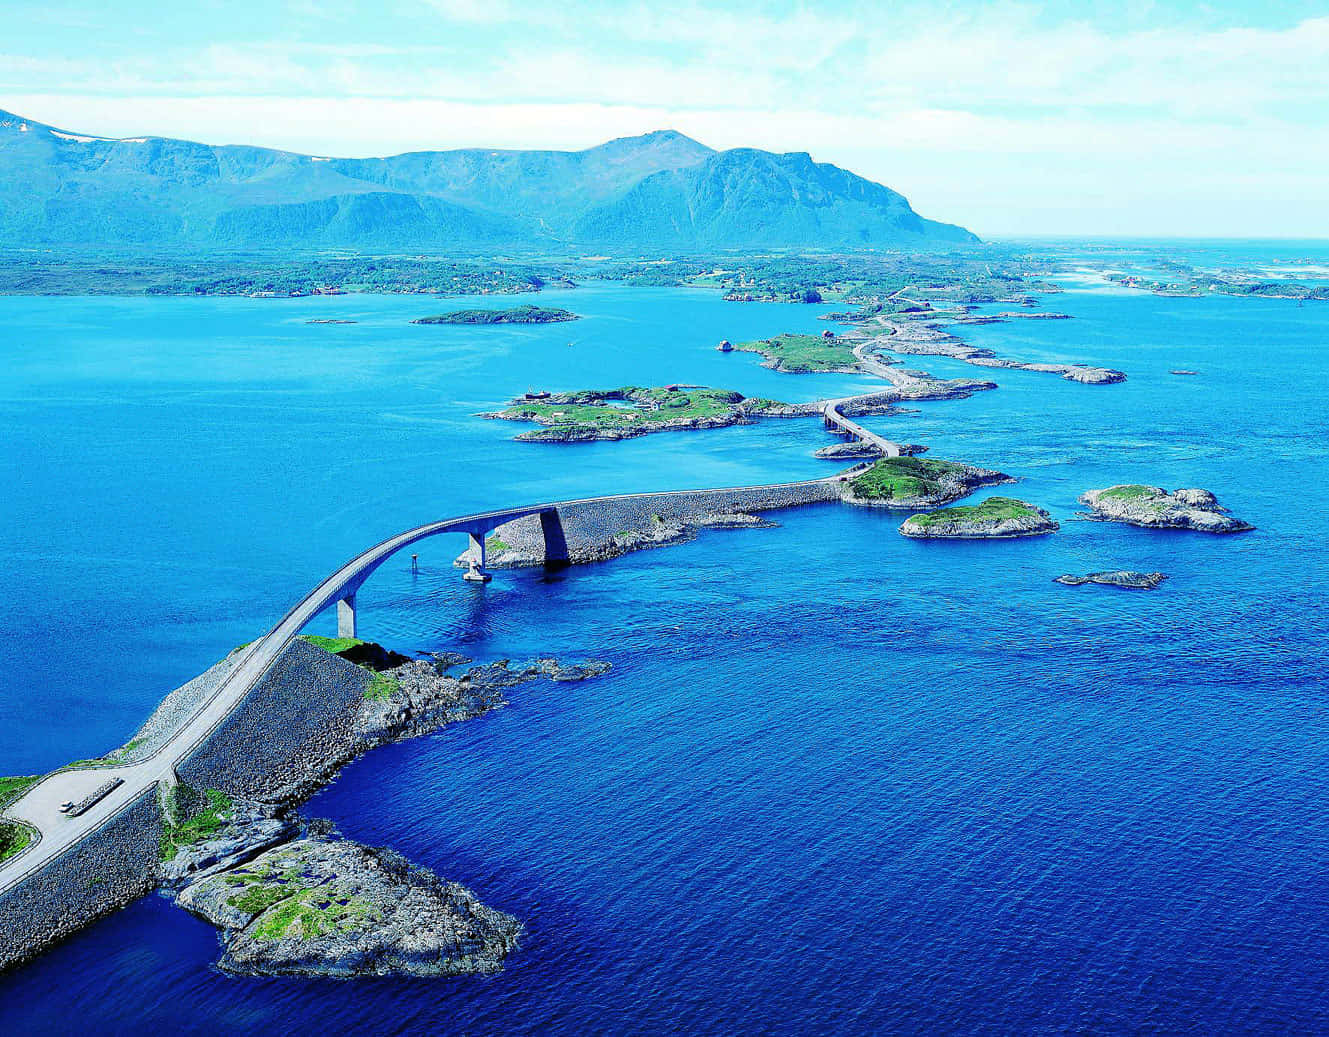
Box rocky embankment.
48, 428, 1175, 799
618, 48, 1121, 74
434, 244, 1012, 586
900, 497, 1059, 539
843, 457, 1014, 509
1078, 485, 1254, 533
463, 511, 778, 569
177, 836, 521, 977
1055, 570, 1168, 589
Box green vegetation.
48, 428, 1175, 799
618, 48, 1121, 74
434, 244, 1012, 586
300, 634, 367, 655
228, 883, 298, 916
413, 304, 579, 324
253, 888, 375, 941
1095, 484, 1159, 501
0, 820, 34, 863
0, 775, 39, 810
909, 497, 1041, 528
160, 787, 234, 860
486, 535, 511, 554
364, 672, 402, 702
732, 333, 857, 373
848, 457, 967, 501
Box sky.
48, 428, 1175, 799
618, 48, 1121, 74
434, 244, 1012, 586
3, 0, 1327, 238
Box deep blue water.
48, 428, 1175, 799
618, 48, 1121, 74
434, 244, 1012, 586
2, 270, 1328, 1033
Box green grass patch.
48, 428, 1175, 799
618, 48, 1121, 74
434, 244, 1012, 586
0, 775, 39, 809
252, 888, 374, 941
486, 535, 511, 553
849, 457, 967, 501
159, 787, 234, 860
910, 496, 1041, 528
228, 883, 299, 915
1096, 484, 1160, 501
733, 333, 857, 373
364, 672, 402, 702
0, 820, 34, 863
300, 634, 367, 655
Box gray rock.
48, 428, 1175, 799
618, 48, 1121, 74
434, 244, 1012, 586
160, 799, 298, 889
1055, 570, 1168, 589
1079, 485, 1253, 532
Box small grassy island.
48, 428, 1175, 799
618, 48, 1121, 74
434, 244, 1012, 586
1079, 485, 1253, 533
844, 456, 1014, 508
489, 385, 807, 441
731, 332, 859, 373
900, 497, 1059, 539
412, 304, 579, 325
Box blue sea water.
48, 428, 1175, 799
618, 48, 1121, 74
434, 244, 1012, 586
2, 266, 1328, 1033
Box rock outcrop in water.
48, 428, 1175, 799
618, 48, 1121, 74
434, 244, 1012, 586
1078, 485, 1253, 533
899, 497, 1058, 539
1055, 570, 1168, 590
177, 837, 521, 977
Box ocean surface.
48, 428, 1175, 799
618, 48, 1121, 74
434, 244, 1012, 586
2, 256, 1328, 1033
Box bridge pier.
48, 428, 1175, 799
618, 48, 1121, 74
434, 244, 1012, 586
463, 532, 492, 583
337, 593, 357, 638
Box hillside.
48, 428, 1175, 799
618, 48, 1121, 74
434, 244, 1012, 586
0, 110, 978, 251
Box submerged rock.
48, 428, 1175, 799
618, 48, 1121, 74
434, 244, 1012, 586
1078, 485, 1253, 533
177, 837, 521, 977
1055, 570, 1168, 590
900, 497, 1058, 539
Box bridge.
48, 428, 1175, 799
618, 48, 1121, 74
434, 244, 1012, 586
0, 476, 846, 901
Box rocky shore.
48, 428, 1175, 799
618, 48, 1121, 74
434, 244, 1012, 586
869, 317, 1125, 384
1078, 485, 1254, 533
900, 497, 1059, 539
1055, 570, 1168, 589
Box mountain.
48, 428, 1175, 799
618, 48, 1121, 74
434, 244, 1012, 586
0, 110, 978, 251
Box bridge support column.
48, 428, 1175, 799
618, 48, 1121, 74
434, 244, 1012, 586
337, 593, 357, 638
463, 532, 492, 583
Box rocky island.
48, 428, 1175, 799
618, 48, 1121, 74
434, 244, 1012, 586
1055, 570, 1168, 589
900, 497, 1059, 538
1078, 485, 1254, 533
488, 385, 814, 441
176, 836, 521, 977
730, 332, 859, 373
843, 456, 1014, 508
412, 304, 579, 325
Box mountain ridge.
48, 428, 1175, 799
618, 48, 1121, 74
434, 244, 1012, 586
0, 109, 978, 250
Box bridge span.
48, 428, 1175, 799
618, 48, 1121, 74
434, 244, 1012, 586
0, 475, 847, 902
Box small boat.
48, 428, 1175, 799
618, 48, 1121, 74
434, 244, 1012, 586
524, 388, 551, 401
